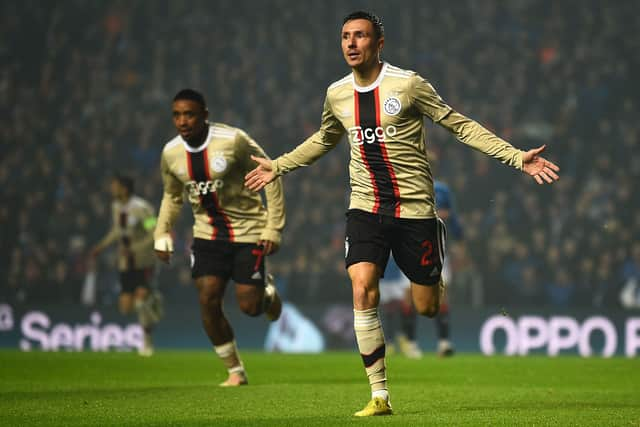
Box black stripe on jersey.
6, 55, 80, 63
356, 90, 398, 216
361, 344, 386, 368
187, 150, 232, 241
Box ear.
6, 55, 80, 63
377, 37, 385, 56
204, 108, 209, 120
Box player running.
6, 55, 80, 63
154, 89, 285, 386
380, 180, 462, 359
90, 175, 162, 357
245, 11, 559, 415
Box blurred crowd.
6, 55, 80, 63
1, 0, 638, 309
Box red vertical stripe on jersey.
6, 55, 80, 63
354, 90, 381, 213
186, 150, 194, 180
186, 148, 234, 242
202, 147, 235, 242
374, 88, 401, 217
200, 150, 217, 239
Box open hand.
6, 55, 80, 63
245, 155, 276, 192
522, 145, 560, 185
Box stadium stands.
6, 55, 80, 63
1, 0, 638, 309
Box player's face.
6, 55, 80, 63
341, 19, 383, 70
172, 100, 208, 142
110, 179, 125, 200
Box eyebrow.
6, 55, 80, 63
342, 29, 368, 36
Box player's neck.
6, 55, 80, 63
352, 61, 383, 88
185, 126, 209, 148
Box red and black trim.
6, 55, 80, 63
354, 87, 401, 217
361, 344, 386, 368
186, 147, 234, 241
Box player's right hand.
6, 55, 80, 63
154, 236, 173, 264
245, 155, 276, 192
155, 250, 172, 264
88, 246, 101, 259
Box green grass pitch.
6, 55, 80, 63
1, 350, 639, 426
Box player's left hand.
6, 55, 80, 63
522, 145, 560, 185
245, 155, 276, 192
259, 240, 279, 256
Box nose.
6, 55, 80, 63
347, 36, 356, 48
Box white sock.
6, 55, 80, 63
372, 389, 389, 402
214, 340, 244, 375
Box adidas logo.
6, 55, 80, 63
429, 266, 440, 277
251, 271, 263, 280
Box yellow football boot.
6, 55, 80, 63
354, 397, 393, 417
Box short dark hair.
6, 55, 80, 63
173, 88, 207, 110
114, 174, 134, 194
343, 11, 384, 40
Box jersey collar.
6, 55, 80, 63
352, 62, 388, 93
181, 124, 212, 153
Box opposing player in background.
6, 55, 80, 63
432, 180, 462, 356
90, 175, 162, 356
154, 89, 285, 386
380, 180, 462, 358
246, 11, 559, 416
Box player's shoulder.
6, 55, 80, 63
327, 73, 352, 94
210, 122, 257, 152
209, 122, 241, 140
385, 63, 417, 79
162, 134, 183, 154
384, 64, 421, 92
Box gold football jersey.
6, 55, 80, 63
273, 62, 523, 219
155, 123, 285, 245
97, 195, 156, 271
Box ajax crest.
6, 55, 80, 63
383, 97, 401, 116
211, 151, 227, 173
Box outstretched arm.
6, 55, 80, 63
245, 93, 345, 192
409, 74, 560, 185
90, 222, 118, 258
240, 132, 286, 255
439, 111, 560, 185
89, 204, 118, 258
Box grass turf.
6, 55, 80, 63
1, 350, 639, 426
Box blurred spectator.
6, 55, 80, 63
0, 0, 638, 308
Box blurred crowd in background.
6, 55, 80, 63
1, 0, 639, 310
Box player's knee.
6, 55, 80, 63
352, 284, 379, 308
238, 298, 262, 317
196, 278, 225, 308
415, 301, 439, 318
198, 288, 223, 310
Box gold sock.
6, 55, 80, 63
213, 340, 244, 375
354, 308, 387, 393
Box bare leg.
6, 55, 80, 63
234, 284, 265, 317
410, 278, 442, 318
134, 287, 153, 356
196, 276, 246, 386
118, 292, 134, 315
